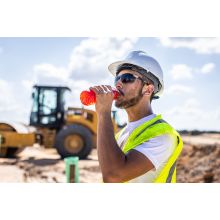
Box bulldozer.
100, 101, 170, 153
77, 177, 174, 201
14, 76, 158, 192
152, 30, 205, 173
0, 85, 119, 159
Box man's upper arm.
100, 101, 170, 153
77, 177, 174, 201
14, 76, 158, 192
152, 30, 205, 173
114, 149, 155, 182
114, 134, 174, 182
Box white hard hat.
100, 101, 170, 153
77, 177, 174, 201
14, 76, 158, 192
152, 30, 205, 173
108, 50, 164, 98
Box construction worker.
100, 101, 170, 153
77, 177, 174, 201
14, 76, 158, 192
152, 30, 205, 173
90, 50, 183, 183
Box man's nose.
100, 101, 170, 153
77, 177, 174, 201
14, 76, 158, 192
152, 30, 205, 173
115, 79, 123, 89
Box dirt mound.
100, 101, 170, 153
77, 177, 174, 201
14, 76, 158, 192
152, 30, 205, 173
177, 134, 220, 183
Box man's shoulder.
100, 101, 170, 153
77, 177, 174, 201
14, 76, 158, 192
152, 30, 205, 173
140, 133, 175, 147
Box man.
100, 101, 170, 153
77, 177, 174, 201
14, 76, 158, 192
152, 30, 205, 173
90, 50, 183, 183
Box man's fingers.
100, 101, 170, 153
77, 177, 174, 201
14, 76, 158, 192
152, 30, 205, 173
102, 85, 109, 92
90, 85, 113, 95
101, 85, 113, 93
106, 85, 113, 92
90, 86, 100, 95
90, 86, 102, 94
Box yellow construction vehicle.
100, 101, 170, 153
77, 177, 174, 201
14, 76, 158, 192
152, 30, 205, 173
0, 85, 119, 159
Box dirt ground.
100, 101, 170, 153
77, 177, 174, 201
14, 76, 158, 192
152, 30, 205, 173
0, 146, 102, 183
0, 133, 220, 183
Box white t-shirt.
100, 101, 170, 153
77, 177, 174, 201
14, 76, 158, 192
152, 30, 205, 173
117, 114, 177, 183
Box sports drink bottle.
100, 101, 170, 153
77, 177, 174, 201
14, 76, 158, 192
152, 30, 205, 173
80, 89, 119, 106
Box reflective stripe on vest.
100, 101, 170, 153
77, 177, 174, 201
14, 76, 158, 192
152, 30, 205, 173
115, 115, 183, 183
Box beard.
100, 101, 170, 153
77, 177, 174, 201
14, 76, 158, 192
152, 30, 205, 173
115, 87, 143, 109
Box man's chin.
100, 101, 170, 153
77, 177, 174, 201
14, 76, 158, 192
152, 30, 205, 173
115, 95, 142, 109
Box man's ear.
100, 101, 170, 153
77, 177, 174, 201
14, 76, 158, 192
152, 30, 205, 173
142, 84, 154, 96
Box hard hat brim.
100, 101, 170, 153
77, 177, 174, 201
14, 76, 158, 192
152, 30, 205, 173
108, 60, 136, 76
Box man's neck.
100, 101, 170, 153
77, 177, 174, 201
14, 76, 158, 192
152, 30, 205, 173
125, 102, 153, 122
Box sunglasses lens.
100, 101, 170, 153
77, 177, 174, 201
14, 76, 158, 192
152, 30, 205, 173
115, 74, 136, 85
122, 74, 136, 83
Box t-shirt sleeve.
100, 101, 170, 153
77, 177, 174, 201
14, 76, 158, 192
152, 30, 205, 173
133, 134, 176, 170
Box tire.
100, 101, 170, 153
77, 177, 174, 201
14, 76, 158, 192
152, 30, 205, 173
54, 124, 93, 159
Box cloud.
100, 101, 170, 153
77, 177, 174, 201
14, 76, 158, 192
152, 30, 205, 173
159, 37, 220, 54
18, 38, 138, 111
166, 84, 194, 95
22, 79, 35, 91
164, 99, 220, 130
170, 62, 215, 80
0, 79, 30, 123
33, 64, 69, 81
170, 64, 193, 80
67, 37, 138, 83
166, 98, 202, 117
200, 63, 215, 74
163, 98, 204, 130
31, 38, 138, 86
184, 99, 200, 109
0, 79, 16, 110
27, 37, 138, 105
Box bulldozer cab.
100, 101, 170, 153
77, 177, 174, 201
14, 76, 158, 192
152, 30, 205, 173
30, 85, 71, 129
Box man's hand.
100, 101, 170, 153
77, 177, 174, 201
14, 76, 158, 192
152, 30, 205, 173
89, 85, 114, 115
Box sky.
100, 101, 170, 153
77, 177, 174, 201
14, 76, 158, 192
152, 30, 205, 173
0, 37, 219, 131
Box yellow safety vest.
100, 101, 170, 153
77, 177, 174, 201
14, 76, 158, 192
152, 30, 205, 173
115, 114, 183, 183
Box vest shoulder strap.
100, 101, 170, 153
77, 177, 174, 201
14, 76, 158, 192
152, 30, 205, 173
115, 114, 162, 145
122, 115, 177, 153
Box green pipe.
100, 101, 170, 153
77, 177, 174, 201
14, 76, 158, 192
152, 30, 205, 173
64, 157, 79, 183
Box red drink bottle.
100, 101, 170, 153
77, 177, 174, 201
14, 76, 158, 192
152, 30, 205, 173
80, 89, 119, 106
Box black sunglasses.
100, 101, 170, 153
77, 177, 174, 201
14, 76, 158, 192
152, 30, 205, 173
114, 73, 144, 85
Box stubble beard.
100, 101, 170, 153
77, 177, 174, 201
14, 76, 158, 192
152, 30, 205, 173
115, 88, 143, 109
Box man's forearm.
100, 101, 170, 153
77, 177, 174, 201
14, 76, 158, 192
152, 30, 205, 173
97, 113, 126, 181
